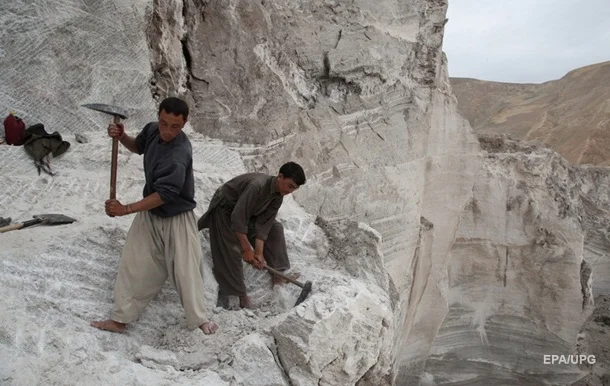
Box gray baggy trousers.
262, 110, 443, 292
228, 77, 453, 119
111, 210, 207, 330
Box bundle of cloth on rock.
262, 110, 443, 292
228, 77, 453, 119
22, 123, 71, 175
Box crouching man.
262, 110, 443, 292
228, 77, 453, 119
198, 162, 306, 309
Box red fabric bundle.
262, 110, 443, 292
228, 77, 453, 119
3, 113, 26, 146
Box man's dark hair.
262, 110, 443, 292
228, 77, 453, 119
158, 97, 189, 120
279, 162, 306, 186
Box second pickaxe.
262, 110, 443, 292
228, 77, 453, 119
264, 266, 313, 306
81, 103, 129, 201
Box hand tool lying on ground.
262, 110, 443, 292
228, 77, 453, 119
0, 217, 11, 227
81, 103, 129, 202
264, 266, 312, 306
0, 214, 77, 233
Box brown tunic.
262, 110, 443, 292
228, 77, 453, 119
198, 173, 290, 296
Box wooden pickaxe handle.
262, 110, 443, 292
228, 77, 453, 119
264, 265, 305, 288
0, 223, 24, 233
264, 266, 312, 306
0, 219, 43, 233
110, 115, 121, 201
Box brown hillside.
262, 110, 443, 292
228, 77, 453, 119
451, 61, 610, 165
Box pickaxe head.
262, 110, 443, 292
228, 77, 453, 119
294, 280, 312, 306
81, 103, 129, 120
33, 214, 77, 225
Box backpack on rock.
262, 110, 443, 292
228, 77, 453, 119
3, 112, 26, 146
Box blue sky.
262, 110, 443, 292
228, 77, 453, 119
443, 0, 610, 83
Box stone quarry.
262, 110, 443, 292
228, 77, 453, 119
0, 0, 608, 385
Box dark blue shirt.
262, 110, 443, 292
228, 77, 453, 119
135, 122, 196, 217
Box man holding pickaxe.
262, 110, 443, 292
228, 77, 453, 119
90, 97, 218, 335
198, 163, 306, 309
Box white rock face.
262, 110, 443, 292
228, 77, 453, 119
136, 345, 179, 370
0, 0, 157, 133
273, 219, 394, 386
417, 135, 592, 385
274, 287, 391, 386
1, 0, 608, 385
0, 126, 392, 386
572, 166, 610, 298
175, 5, 478, 383
228, 333, 288, 386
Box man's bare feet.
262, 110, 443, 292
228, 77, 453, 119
200, 321, 218, 335
239, 295, 253, 309
272, 272, 301, 286
90, 320, 127, 333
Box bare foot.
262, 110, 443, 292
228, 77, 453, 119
90, 320, 127, 333
200, 321, 218, 335
239, 295, 253, 309
272, 272, 301, 286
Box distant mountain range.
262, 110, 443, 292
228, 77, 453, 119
451, 61, 610, 165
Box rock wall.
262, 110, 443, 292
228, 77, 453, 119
169, 1, 608, 383
0, 0, 157, 133
171, 0, 484, 382
420, 134, 592, 385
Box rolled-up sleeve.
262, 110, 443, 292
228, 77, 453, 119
230, 185, 259, 234
253, 197, 282, 241
153, 162, 186, 203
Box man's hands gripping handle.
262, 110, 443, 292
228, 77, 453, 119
242, 248, 266, 270
107, 122, 125, 139
236, 232, 266, 269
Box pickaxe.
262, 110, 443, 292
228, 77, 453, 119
81, 103, 129, 202
0, 214, 77, 233
264, 266, 312, 306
